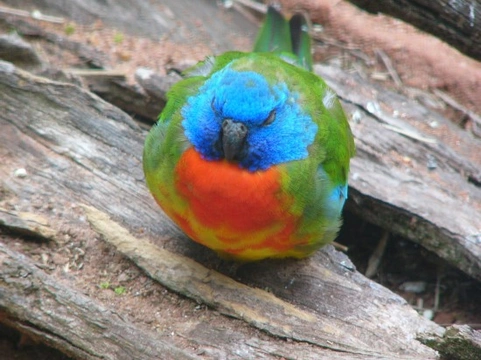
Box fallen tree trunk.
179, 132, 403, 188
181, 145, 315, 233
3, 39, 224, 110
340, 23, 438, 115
316, 64, 481, 282
0, 1, 481, 358
0, 61, 446, 359
2, 239, 394, 360
348, 0, 481, 61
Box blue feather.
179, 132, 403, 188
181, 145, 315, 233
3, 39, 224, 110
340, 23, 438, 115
182, 66, 318, 171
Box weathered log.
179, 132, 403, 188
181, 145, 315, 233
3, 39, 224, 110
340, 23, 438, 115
0, 61, 445, 359
0, 16, 107, 69
423, 325, 481, 360
0, 243, 195, 360
0, 32, 43, 71
316, 64, 481, 282
0, 207, 56, 241
79, 73, 165, 121
0, 3, 480, 358
1, 238, 392, 360
348, 0, 481, 61
82, 205, 438, 358
0, 0, 255, 51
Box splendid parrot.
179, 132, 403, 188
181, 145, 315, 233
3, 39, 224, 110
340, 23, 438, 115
143, 6, 355, 261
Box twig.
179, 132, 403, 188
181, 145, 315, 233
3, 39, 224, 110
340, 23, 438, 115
232, 3, 262, 24
433, 89, 481, 137
231, 0, 267, 13
434, 271, 441, 312
434, 89, 471, 114
0, 6, 64, 24
375, 49, 403, 88
365, 230, 389, 278
382, 123, 437, 144
332, 241, 349, 252
64, 68, 126, 79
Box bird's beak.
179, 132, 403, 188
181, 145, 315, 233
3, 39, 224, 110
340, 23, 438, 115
221, 119, 248, 161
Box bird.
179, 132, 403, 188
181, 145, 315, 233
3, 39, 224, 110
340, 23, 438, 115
143, 6, 355, 261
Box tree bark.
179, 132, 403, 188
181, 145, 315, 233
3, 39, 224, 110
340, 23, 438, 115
1, 1, 481, 358
348, 0, 481, 61
316, 64, 481, 282
0, 244, 195, 360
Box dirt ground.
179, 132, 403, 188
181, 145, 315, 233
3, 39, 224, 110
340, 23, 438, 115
1, 0, 480, 358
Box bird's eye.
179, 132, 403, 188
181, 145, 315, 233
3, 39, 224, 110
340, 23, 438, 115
263, 110, 276, 126
211, 98, 217, 113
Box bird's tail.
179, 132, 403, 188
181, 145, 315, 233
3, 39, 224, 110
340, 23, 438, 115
253, 6, 313, 71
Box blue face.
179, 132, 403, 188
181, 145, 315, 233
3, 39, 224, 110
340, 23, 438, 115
181, 66, 318, 171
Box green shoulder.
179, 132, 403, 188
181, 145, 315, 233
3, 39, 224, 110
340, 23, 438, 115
143, 52, 249, 177
313, 80, 355, 186
282, 70, 354, 189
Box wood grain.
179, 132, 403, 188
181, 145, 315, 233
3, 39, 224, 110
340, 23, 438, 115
348, 0, 481, 61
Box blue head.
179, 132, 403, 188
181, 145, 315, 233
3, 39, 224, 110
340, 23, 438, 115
182, 65, 318, 171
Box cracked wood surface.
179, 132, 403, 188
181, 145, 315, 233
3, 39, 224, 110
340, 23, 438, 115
0, 2, 480, 357
316, 65, 481, 282
0, 244, 195, 360
0, 61, 445, 359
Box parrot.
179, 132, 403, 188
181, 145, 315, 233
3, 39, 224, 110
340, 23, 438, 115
143, 6, 355, 261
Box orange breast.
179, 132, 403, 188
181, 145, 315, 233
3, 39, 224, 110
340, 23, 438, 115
173, 148, 304, 258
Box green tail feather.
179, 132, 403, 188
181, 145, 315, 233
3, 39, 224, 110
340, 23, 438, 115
289, 12, 313, 71
253, 6, 292, 54
253, 6, 313, 71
